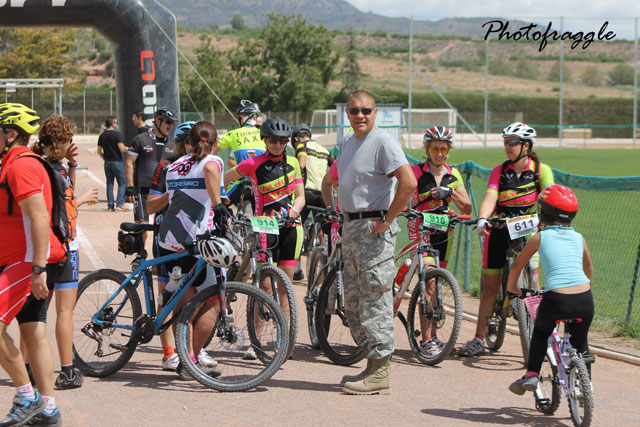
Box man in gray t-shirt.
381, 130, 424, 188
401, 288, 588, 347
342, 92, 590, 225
321, 90, 416, 395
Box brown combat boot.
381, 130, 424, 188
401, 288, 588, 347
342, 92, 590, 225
343, 355, 391, 395
339, 359, 373, 386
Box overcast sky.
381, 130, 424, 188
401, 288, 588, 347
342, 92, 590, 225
345, 0, 640, 40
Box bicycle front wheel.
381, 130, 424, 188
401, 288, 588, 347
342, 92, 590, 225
258, 264, 298, 359
306, 247, 328, 349
486, 274, 508, 351
175, 281, 289, 392
314, 268, 366, 365
535, 353, 561, 414
406, 268, 462, 365
73, 269, 142, 377
514, 267, 535, 364
568, 355, 594, 427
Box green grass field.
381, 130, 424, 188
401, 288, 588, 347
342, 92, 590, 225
399, 147, 640, 337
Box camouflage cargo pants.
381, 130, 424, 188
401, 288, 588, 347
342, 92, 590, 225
342, 218, 398, 359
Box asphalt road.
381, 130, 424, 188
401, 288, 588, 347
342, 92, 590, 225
2, 138, 639, 426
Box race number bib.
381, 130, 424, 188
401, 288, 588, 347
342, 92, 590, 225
506, 214, 539, 239
422, 213, 449, 232
250, 216, 279, 235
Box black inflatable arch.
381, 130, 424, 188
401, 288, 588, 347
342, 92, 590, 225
0, 0, 179, 143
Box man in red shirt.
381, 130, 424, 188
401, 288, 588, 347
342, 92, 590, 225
0, 103, 63, 426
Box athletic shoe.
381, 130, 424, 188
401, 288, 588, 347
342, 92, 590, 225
293, 269, 304, 281
243, 347, 257, 360
26, 408, 62, 426
197, 349, 218, 368
162, 353, 180, 371
0, 392, 45, 426
116, 205, 130, 212
54, 369, 84, 390
509, 375, 539, 395
458, 338, 485, 357
421, 337, 446, 357
107, 208, 115, 212
176, 362, 222, 381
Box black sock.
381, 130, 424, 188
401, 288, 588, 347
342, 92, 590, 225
61, 364, 74, 377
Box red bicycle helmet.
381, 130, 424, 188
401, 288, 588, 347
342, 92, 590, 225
538, 185, 578, 222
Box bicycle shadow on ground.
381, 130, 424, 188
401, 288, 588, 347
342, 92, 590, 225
421, 406, 570, 426
94, 361, 272, 394
391, 348, 454, 368
265, 377, 342, 392
290, 344, 355, 366
458, 352, 525, 372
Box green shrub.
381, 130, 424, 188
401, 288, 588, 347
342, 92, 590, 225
582, 66, 603, 87
548, 61, 571, 82
488, 58, 513, 76
514, 58, 538, 80
608, 63, 635, 86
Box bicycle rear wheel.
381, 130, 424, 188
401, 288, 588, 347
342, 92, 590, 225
514, 266, 535, 364
306, 247, 328, 349
258, 264, 298, 359
535, 353, 561, 414
568, 355, 594, 427
73, 269, 142, 377
314, 268, 366, 365
406, 268, 462, 365
175, 281, 289, 392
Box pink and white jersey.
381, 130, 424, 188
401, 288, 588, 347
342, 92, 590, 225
158, 154, 224, 251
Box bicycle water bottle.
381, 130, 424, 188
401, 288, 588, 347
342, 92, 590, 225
161, 266, 182, 306
394, 259, 411, 286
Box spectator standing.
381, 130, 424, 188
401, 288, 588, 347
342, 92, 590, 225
321, 91, 416, 395
97, 116, 128, 212
0, 103, 64, 425
132, 109, 149, 134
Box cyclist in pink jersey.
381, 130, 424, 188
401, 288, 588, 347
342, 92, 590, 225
459, 122, 554, 358
223, 117, 305, 308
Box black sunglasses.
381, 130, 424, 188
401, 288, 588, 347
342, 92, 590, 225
503, 139, 524, 146
347, 107, 374, 116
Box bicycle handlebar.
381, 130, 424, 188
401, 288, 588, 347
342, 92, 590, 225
400, 208, 471, 226
306, 205, 343, 223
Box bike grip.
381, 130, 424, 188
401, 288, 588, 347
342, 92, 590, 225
457, 214, 472, 220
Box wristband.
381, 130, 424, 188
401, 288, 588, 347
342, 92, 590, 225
67, 162, 79, 168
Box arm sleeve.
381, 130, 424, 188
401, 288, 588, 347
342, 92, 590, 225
115, 130, 126, 146
539, 163, 554, 189
451, 167, 465, 190
97, 133, 104, 148
486, 165, 502, 194
292, 157, 303, 184
8, 158, 46, 202
128, 135, 141, 157
149, 161, 167, 196
218, 130, 233, 150
377, 135, 409, 177
295, 142, 308, 157
328, 161, 338, 182
234, 156, 255, 177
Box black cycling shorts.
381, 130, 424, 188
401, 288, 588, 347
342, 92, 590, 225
134, 187, 150, 222
46, 251, 79, 291
260, 225, 303, 267
301, 189, 324, 224
482, 226, 510, 274
16, 294, 47, 324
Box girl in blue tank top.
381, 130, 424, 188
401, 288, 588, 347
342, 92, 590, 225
505, 185, 594, 396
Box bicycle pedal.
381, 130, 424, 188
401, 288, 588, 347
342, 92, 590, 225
109, 343, 128, 352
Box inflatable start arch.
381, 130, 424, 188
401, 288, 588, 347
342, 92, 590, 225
0, 0, 179, 143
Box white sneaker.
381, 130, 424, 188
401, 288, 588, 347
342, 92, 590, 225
197, 349, 218, 367
162, 353, 180, 371
243, 347, 257, 360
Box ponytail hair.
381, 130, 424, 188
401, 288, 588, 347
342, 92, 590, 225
35, 116, 74, 162
189, 120, 218, 161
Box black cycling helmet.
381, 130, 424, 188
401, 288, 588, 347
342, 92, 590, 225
155, 107, 177, 122
292, 123, 312, 140
260, 117, 291, 139
235, 100, 260, 117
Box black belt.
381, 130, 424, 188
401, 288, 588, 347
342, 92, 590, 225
344, 210, 387, 221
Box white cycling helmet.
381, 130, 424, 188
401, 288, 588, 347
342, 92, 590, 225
198, 237, 237, 268
502, 122, 536, 146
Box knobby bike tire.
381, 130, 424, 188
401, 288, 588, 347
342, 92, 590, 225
258, 264, 298, 360
306, 247, 328, 349
73, 269, 142, 378
514, 266, 535, 364
406, 268, 463, 366
535, 352, 562, 415
175, 281, 289, 392
314, 268, 366, 366
486, 271, 508, 352
568, 355, 594, 427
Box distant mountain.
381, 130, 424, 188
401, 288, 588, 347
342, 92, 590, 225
157, 0, 527, 36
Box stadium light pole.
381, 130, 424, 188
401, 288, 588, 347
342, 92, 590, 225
408, 17, 413, 148
633, 17, 638, 149
484, 37, 489, 147
558, 17, 564, 148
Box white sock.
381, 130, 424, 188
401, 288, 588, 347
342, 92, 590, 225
16, 383, 36, 400
43, 396, 56, 414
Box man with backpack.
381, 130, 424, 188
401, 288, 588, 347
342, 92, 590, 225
0, 103, 64, 425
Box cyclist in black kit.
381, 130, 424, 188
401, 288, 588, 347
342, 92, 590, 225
125, 107, 176, 242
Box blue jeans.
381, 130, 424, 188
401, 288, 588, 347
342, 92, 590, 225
104, 160, 125, 208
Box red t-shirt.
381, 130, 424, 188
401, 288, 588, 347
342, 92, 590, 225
0, 146, 66, 265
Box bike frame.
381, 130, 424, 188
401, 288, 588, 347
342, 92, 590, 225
546, 321, 583, 396
90, 251, 210, 335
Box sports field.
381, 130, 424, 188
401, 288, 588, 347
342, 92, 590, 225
400, 147, 640, 337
